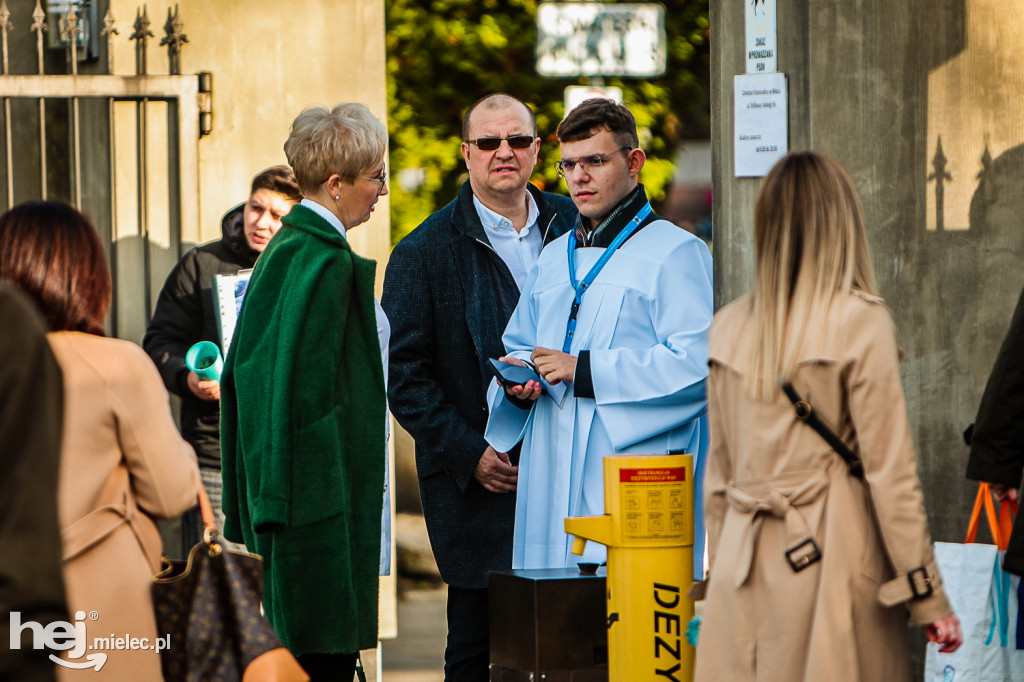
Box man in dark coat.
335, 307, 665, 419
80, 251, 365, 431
0, 283, 66, 681
967, 283, 1024, 575
143, 166, 299, 540
382, 93, 576, 681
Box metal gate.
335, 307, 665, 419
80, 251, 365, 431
0, 0, 211, 342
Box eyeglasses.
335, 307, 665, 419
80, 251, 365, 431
465, 135, 536, 151
349, 168, 387, 185
336, 168, 388, 194
555, 145, 633, 177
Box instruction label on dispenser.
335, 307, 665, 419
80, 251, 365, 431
619, 467, 687, 540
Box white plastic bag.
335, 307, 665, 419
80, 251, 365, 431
924, 542, 1006, 680
925, 484, 1024, 680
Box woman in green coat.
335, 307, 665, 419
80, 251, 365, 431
220, 102, 390, 681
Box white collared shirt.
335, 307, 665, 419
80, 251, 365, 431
473, 193, 542, 290
300, 198, 347, 239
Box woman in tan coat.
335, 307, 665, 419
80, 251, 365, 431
695, 152, 961, 680
0, 201, 199, 681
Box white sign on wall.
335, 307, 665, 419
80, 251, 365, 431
745, 0, 777, 74
564, 85, 624, 114
734, 72, 788, 177
536, 2, 666, 77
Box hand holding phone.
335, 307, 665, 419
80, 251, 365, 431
487, 358, 541, 389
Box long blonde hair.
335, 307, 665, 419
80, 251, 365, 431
748, 151, 878, 400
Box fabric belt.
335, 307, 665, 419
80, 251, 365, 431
61, 468, 157, 564
725, 470, 830, 587
877, 558, 943, 607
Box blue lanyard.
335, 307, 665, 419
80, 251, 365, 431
562, 202, 652, 352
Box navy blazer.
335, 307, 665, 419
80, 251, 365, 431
382, 181, 576, 587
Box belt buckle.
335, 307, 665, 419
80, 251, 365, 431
785, 537, 822, 572
907, 566, 934, 599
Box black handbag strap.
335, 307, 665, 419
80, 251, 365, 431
781, 382, 864, 479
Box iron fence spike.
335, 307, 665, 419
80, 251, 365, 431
61, 7, 82, 43
160, 4, 187, 75
130, 5, 153, 75
31, 0, 46, 33
131, 5, 152, 40
172, 4, 184, 34
101, 7, 119, 37
0, 1, 12, 32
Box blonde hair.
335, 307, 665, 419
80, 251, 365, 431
748, 151, 878, 400
283, 103, 387, 195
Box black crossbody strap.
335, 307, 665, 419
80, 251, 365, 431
781, 382, 865, 479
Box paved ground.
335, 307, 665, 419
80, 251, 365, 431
379, 584, 448, 681
358, 510, 447, 681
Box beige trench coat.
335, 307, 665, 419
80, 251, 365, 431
48, 332, 199, 681
695, 292, 953, 681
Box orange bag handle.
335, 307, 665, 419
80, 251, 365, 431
966, 482, 1017, 550
1001, 501, 1017, 550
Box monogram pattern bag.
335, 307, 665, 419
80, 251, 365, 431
151, 484, 309, 682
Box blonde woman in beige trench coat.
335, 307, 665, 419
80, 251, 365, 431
0, 201, 199, 681
694, 152, 961, 681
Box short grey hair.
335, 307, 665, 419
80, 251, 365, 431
283, 103, 387, 195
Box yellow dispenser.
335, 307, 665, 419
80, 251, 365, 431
564, 454, 694, 682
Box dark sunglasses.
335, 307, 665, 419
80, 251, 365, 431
465, 135, 535, 151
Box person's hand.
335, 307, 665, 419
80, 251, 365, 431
531, 347, 576, 385
990, 483, 1019, 503
473, 446, 518, 493
497, 356, 542, 402
925, 613, 963, 653
187, 371, 220, 401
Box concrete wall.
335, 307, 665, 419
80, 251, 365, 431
712, 0, 1020, 667
0, 0, 390, 338
109, 0, 391, 281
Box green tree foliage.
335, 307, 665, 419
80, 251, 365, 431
385, 0, 710, 245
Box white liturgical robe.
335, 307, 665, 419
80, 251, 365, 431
485, 219, 714, 571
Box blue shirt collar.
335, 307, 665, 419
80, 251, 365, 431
300, 198, 347, 240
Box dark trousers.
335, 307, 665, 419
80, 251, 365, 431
296, 652, 357, 682
445, 585, 490, 682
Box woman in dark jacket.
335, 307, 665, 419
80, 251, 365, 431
143, 166, 300, 536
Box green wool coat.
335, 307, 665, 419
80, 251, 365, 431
220, 204, 386, 655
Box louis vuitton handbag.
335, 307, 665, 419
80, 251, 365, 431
152, 484, 309, 682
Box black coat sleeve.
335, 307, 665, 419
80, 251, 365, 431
142, 250, 205, 398
967, 284, 1024, 487
382, 239, 489, 490
0, 286, 66, 681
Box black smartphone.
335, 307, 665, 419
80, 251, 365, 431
487, 358, 541, 388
